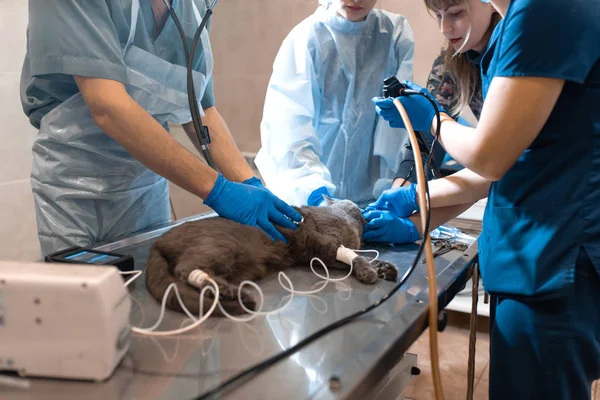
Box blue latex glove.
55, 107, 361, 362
362, 210, 421, 244
204, 174, 303, 243
307, 186, 341, 207
242, 176, 264, 188
373, 81, 446, 132
365, 183, 419, 218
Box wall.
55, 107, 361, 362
0, 0, 41, 261
0, 0, 445, 260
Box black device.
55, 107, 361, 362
44, 246, 134, 272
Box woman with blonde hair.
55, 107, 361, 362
425, 0, 501, 120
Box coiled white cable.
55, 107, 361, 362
126, 247, 380, 336
129, 270, 220, 337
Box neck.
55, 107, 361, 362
472, 13, 498, 53
491, 0, 509, 17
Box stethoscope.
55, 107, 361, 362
162, 0, 219, 169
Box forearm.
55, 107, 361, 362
409, 201, 475, 236
185, 107, 254, 182
76, 77, 218, 198
427, 168, 490, 208
432, 77, 565, 181
432, 114, 484, 176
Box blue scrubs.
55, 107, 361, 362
21, 0, 215, 130
477, 0, 600, 398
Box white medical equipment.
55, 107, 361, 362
0, 261, 131, 382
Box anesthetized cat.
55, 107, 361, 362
145, 197, 398, 316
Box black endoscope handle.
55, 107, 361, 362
382, 76, 408, 99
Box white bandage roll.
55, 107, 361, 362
336, 245, 358, 265
188, 269, 209, 288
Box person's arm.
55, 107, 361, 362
426, 168, 490, 208
255, 34, 335, 206
75, 76, 218, 198
369, 168, 488, 218
433, 77, 565, 181
182, 107, 254, 183
409, 201, 475, 236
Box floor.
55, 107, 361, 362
403, 312, 600, 400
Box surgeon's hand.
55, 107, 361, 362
362, 210, 421, 244
366, 183, 419, 218
373, 81, 446, 133
307, 186, 340, 207
243, 176, 264, 188
204, 174, 303, 243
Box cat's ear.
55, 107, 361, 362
322, 194, 336, 206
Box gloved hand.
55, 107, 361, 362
308, 186, 339, 207
362, 210, 421, 244
204, 174, 303, 243
373, 81, 446, 133
242, 176, 264, 188
366, 183, 419, 218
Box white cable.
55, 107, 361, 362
131, 275, 219, 337
120, 270, 143, 288
127, 247, 381, 334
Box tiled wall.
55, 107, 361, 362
0, 0, 41, 261
0, 1, 444, 260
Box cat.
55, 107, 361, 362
145, 198, 398, 316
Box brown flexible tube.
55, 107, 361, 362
393, 98, 445, 400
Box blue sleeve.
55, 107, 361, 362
494, 0, 600, 83
27, 0, 127, 83
201, 77, 215, 108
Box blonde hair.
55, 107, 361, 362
424, 0, 500, 115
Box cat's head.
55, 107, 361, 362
321, 195, 366, 227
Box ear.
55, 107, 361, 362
322, 194, 336, 206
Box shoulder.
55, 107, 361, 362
494, 0, 600, 82
279, 12, 331, 58
371, 9, 412, 36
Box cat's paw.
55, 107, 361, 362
373, 260, 398, 281
353, 256, 378, 284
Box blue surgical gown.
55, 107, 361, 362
21, 0, 215, 130
255, 8, 415, 207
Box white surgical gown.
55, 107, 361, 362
255, 7, 414, 207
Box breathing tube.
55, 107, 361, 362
163, 0, 218, 169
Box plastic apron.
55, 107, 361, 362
30, 0, 212, 256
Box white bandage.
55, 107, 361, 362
188, 269, 209, 288
336, 245, 358, 265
